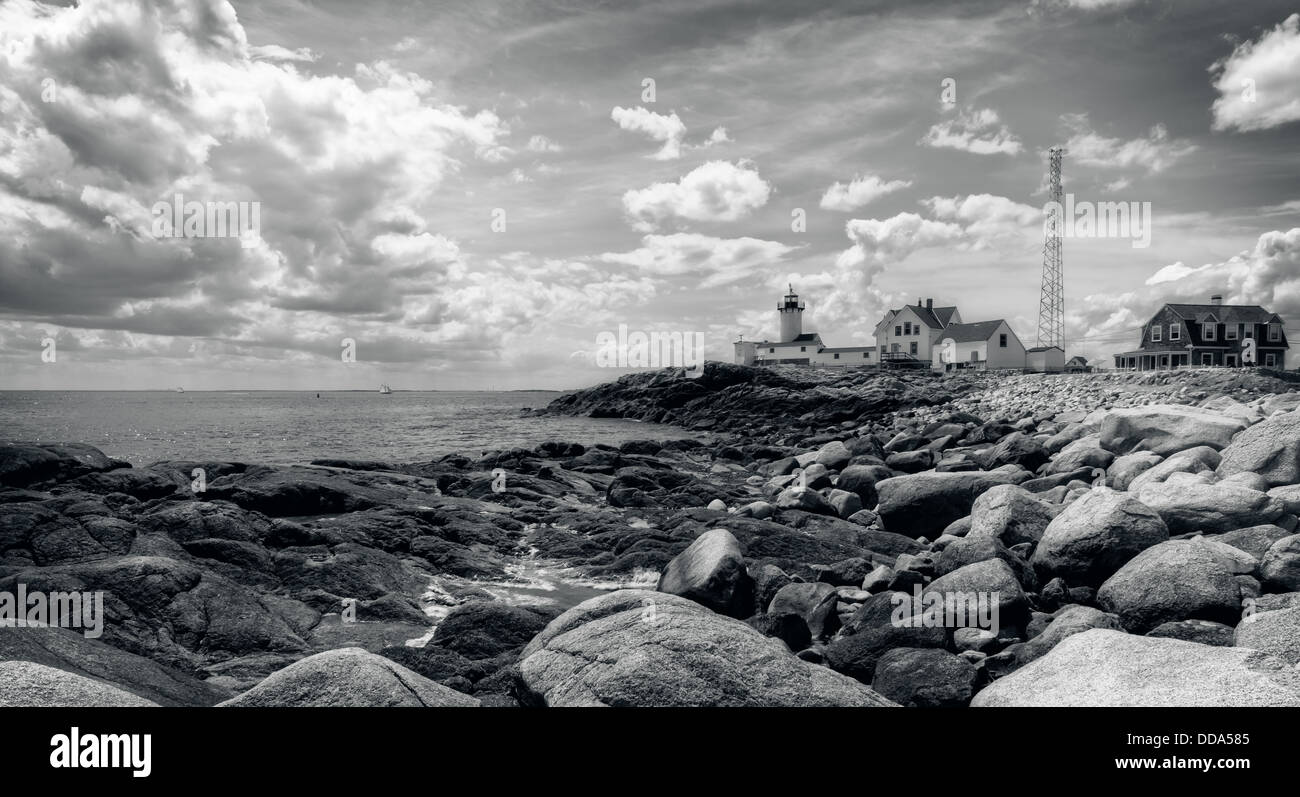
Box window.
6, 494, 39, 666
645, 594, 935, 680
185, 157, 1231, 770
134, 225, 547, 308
1265, 353, 1277, 367
1151, 325, 1162, 342
1202, 353, 1213, 366
863, 352, 870, 359
1169, 324, 1180, 341
909, 341, 918, 355
1269, 324, 1281, 341
1244, 327, 1254, 339
891, 343, 899, 353
970, 351, 978, 363
1225, 325, 1237, 340
833, 353, 840, 360
895, 325, 902, 336
768, 348, 774, 353
1203, 324, 1215, 341
999, 333, 1007, 348
904, 322, 912, 335
800, 346, 806, 352
1226, 354, 1238, 366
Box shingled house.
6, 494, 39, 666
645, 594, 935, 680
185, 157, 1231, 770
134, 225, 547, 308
1113, 296, 1289, 370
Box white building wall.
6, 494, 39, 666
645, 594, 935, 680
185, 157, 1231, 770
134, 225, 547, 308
875, 306, 936, 363
985, 321, 1027, 369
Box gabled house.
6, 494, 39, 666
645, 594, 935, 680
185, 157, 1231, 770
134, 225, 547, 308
939, 319, 1027, 371
1113, 295, 1289, 370
874, 298, 962, 371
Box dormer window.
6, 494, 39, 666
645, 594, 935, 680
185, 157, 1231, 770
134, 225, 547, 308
1151, 325, 1162, 342
1270, 324, 1282, 341
1225, 325, 1237, 340
1169, 324, 1180, 341
1203, 324, 1215, 341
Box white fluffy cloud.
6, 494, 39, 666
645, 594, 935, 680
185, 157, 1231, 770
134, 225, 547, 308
920, 107, 1022, 155
819, 174, 913, 212
1063, 114, 1195, 175
599, 233, 796, 288
621, 160, 772, 231
610, 106, 687, 160
1210, 13, 1300, 132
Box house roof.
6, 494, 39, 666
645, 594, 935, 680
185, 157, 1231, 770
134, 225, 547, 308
820, 346, 876, 353
1165, 304, 1280, 324
758, 333, 823, 347
882, 304, 958, 330
942, 320, 1007, 343
790, 333, 819, 342
1027, 346, 1064, 352
1066, 356, 1088, 365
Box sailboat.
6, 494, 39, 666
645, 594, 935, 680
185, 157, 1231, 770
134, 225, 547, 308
379, 384, 392, 395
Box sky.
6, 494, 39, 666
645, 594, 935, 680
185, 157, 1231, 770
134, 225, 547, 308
0, 0, 1297, 390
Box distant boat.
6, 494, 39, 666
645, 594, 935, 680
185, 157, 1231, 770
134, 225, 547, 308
379, 384, 392, 395
175, 387, 184, 393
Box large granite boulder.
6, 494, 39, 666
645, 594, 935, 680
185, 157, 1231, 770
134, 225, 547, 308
1136, 481, 1285, 535
874, 471, 1019, 539
1096, 540, 1243, 633
219, 648, 479, 707
0, 660, 159, 707
656, 528, 755, 618
1216, 410, 1300, 488
517, 590, 894, 706
1030, 488, 1168, 587
1099, 405, 1247, 456
972, 629, 1300, 707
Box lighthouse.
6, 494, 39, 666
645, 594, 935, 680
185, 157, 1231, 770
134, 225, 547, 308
778, 284, 804, 342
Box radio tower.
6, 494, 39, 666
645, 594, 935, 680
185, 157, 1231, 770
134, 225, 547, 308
1037, 146, 1064, 349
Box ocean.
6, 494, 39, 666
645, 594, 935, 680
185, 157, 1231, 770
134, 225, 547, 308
0, 390, 698, 466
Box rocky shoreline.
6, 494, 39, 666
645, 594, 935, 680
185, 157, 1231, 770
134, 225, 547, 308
3, 362, 1300, 706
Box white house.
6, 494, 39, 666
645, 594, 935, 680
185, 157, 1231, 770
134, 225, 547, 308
874, 299, 962, 372
938, 320, 1027, 371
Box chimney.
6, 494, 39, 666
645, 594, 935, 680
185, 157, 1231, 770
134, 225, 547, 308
926, 298, 933, 310
917, 299, 922, 307
1210, 295, 1222, 306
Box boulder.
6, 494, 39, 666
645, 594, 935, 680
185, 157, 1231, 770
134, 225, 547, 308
0, 660, 158, 707
823, 622, 947, 683
1217, 410, 1300, 488
0, 443, 120, 488
924, 559, 1029, 632
874, 471, 1019, 539
774, 486, 837, 517
1235, 606, 1300, 665
1147, 619, 1236, 646
1099, 405, 1247, 456
975, 432, 1049, 472
990, 605, 1122, 674
1127, 446, 1221, 493
1031, 488, 1168, 587
1215, 524, 1291, 560
768, 582, 841, 640
825, 489, 863, 519
219, 648, 479, 707
1260, 535, 1300, 592
1137, 481, 1285, 535
1106, 451, 1162, 491
656, 528, 755, 618
966, 484, 1059, 547
517, 590, 894, 706
972, 629, 1300, 707
834, 465, 886, 508
871, 648, 978, 707
431, 601, 555, 660
1043, 435, 1114, 475
814, 441, 853, 471
1096, 540, 1243, 633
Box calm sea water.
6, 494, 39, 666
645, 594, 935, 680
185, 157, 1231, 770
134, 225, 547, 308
0, 390, 698, 466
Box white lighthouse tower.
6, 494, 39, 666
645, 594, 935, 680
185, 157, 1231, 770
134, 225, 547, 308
778, 284, 804, 342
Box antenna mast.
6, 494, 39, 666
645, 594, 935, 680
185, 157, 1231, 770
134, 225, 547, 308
1037, 146, 1065, 349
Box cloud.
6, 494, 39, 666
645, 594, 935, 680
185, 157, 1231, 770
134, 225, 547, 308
621, 160, 772, 231
526, 134, 562, 152
839, 213, 965, 268
598, 233, 797, 288
820, 174, 913, 212
610, 106, 686, 160
249, 44, 318, 62
1062, 113, 1195, 174
923, 193, 1042, 250
1210, 13, 1300, 132
920, 107, 1023, 155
